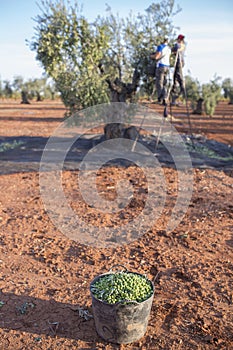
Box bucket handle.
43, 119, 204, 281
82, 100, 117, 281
109, 264, 128, 273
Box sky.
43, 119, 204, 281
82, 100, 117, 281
0, 0, 233, 84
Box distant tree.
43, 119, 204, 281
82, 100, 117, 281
12, 76, 24, 91
3, 80, 13, 98
21, 90, 30, 104
12, 76, 58, 103
202, 76, 222, 116
185, 75, 201, 111
27, 77, 48, 101
0, 78, 3, 97
12, 76, 35, 103
44, 79, 59, 99
185, 75, 222, 116
12, 76, 24, 99
12, 76, 31, 104
222, 78, 233, 104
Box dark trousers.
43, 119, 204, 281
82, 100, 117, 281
171, 63, 185, 101
156, 66, 169, 101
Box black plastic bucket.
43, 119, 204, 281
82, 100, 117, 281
90, 269, 154, 344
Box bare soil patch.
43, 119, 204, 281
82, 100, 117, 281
0, 99, 232, 349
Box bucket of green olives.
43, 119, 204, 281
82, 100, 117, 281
90, 265, 154, 344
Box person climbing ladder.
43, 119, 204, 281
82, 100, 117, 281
171, 34, 186, 106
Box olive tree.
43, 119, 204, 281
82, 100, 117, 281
0, 78, 3, 98
29, 0, 111, 114
222, 78, 233, 104
184, 75, 201, 112
29, 0, 180, 115
185, 75, 222, 116
202, 77, 222, 117
2, 80, 13, 98
12, 76, 57, 103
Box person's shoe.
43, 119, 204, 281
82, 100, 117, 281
162, 99, 167, 106
156, 94, 164, 104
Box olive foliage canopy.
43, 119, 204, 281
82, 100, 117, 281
29, 0, 180, 114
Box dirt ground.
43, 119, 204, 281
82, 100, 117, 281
0, 99, 232, 349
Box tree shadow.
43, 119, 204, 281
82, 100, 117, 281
0, 291, 99, 343
0, 105, 65, 111
0, 116, 64, 123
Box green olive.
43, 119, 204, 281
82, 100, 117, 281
91, 272, 153, 304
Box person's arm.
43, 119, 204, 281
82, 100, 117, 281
150, 52, 156, 59
150, 45, 162, 60
150, 52, 161, 60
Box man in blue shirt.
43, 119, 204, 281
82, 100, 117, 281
151, 37, 171, 105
